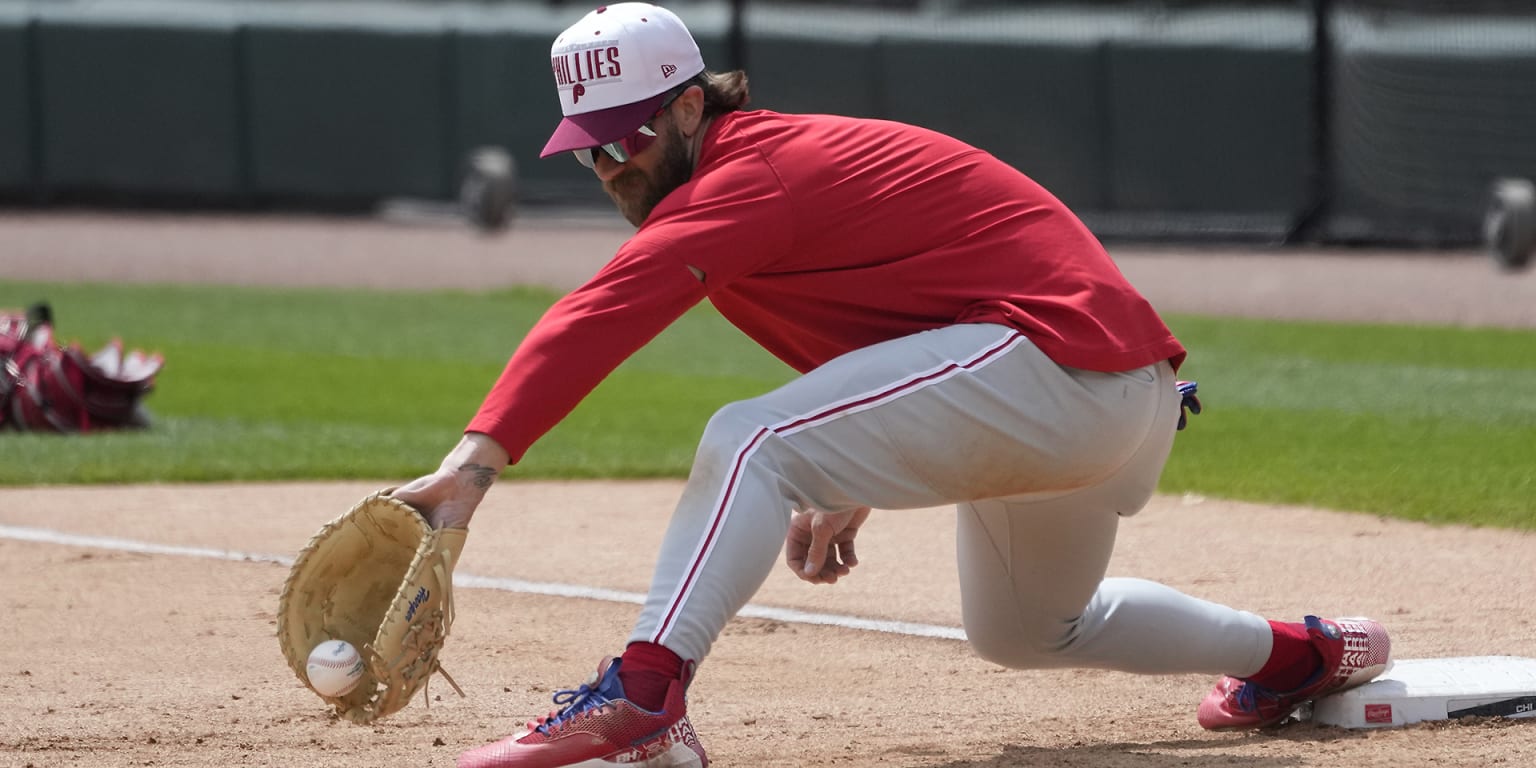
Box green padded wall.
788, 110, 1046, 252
33, 10, 242, 199
880, 38, 1109, 213
743, 35, 882, 119
453, 27, 555, 191
0, 6, 30, 194
875, 7, 1144, 217
244, 12, 451, 203
741, 6, 883, 118
9, 0, 1533, 248
1104, 7, 1314, 217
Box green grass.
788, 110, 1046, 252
1162, 316, 1536, 528
0, 281, 795, 483
2, 281, 1533, 529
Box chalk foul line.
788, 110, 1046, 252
0, 523, 967, 642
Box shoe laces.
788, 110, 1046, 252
528, 681, 615, 735
1233, 658, 1329, 714
1232, 680, 1280, 713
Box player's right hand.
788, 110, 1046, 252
785, 506, 871, 585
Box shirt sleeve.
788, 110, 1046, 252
466, 245, 708, 464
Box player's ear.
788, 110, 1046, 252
675, 85, 706, 138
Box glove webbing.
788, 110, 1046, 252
365, 547, 465, 710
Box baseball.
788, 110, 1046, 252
305, 639, 365, 697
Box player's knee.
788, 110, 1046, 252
964, 614, 1080, 670
692, 400, 777, 474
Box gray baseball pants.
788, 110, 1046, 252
631, 322, 1272, 678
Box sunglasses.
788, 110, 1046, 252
573, 89, 684, 169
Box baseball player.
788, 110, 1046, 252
391, 4, 1391, 766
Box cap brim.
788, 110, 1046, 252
540, 93, 669, 158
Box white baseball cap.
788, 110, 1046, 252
541, 3, 707, 158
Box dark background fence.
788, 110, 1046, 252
1, 0, 1533, 246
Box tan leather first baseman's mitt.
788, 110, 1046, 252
277, 489, 468, 723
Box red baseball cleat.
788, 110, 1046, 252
1198, 616, 1392, 730
458, 657, 707, 768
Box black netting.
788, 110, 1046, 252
1325, 0, 1536, 243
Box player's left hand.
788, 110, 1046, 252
392, 469, 483, 530
785, 506, 871, 585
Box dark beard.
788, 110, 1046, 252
605, 124, 694, 227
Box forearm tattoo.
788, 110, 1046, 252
457, 463, 498, 491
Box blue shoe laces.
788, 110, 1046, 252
1234, 664, 1327, 714
1233, 680, 1278, 713
535, 677, 618, 735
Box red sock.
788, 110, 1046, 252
618, 642, 684, 711
1247, 620, 1323, 692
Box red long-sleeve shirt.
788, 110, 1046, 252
469, 110, 1184, 463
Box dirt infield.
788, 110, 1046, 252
2, 210, 1535, 767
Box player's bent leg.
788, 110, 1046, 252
958, 495, 1272, 675
956, 495, 1119, 665
956, 357, 1275, 677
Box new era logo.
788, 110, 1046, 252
661, 64, 677, 78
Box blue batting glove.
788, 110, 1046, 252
1176, 380, 1202, 431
